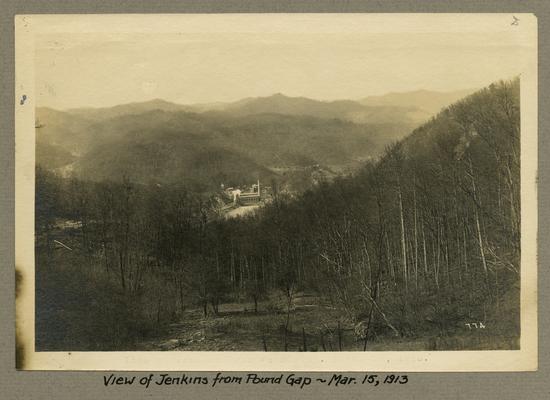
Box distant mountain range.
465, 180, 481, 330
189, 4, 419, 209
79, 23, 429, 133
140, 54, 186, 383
55, 88, 475, 125
36, 88, 476, 192
359, 88, 475, 115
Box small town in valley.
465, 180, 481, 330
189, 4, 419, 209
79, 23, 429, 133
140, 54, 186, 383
220, 180, 273, 219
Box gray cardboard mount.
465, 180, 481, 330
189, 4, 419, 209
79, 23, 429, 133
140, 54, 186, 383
1, 0, 549, 399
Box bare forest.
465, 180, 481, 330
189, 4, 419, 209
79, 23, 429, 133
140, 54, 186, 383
35, 79, 520, 351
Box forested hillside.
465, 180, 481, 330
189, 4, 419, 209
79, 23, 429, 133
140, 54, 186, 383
35, 79, 520, 351
72, 112, 385, 188
36, 109, 403, 192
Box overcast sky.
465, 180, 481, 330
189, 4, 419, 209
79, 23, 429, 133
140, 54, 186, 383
34, 15, 534, 109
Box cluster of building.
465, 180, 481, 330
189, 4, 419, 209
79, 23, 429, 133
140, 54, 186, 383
221, 180, 270, 206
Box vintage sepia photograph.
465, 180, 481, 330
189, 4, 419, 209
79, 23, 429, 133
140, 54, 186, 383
15, 14, 537, 371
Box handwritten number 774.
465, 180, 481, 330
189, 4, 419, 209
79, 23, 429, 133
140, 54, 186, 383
465, 322, 486, 329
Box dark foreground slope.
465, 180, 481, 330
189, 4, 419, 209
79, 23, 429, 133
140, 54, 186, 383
228, 78, 520, 347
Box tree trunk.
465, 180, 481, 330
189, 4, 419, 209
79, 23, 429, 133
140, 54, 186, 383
398, 187, 408, 292
469, 159, 489, 280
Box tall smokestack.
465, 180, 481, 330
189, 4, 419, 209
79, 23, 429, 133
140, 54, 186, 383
257, 179, 260, 198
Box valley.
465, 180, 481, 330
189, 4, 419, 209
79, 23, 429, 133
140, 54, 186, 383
34, 81, 520, 352
36, 89, 472, 194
